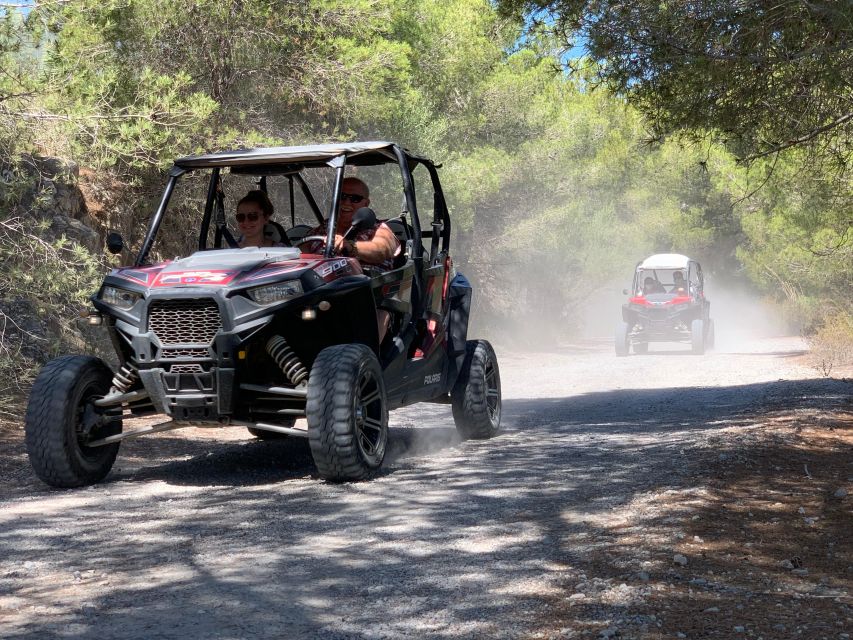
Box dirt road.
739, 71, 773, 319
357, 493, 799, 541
1, 336, 850, 639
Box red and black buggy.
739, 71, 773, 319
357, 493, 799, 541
25, 142, 502, 487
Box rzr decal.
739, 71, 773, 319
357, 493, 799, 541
154, 270, 238, 286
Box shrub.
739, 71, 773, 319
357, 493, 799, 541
805, 312, 853, 378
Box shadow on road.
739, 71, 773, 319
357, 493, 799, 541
1, 377, 850, 639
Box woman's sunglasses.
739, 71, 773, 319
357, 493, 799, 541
235, 212, 260, 223
341, 193, 365, 204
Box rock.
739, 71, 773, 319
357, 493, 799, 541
677, 634, 686, 639
780, 559, 795, 570
833, 488, 847, 499
734, 625, 745, 633
792, 568, 809, 576
673, 554, 688, 566
598, 628, 619, 639
719, 453, 728, 461
568, 593, 586, 601
773, 624, 786, 632
798, 507, 806, 514
704, 607, 720, 613
636, 571, 650, 582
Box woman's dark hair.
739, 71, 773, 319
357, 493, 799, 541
238, 190, 274, 218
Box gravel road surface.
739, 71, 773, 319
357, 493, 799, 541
1, 336, 850, 639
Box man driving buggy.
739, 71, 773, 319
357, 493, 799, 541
300, 177, 400, 271
670, 270, 687, 294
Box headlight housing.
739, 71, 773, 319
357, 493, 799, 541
100, 285, 141, 310
247, 280, 303, 305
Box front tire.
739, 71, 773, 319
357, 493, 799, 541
451, 340, 501, 439
306, 344, 388, 481
25, 355, 122, 488
691, 319, 706, 355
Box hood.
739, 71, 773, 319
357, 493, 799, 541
112, 247, 306, 288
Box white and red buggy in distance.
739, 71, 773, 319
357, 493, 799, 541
616, 253, 714, 356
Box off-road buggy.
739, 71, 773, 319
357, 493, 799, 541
615, 253, 714, 356
25, 142, 501, 487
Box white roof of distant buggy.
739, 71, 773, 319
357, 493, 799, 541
639, 253, 691, 269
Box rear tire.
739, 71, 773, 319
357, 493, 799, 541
451, 340, 501, 439
306, 344, 388, 481
691, 319, 705, 355
615, 322, 630, 356
25, 355, 122, 488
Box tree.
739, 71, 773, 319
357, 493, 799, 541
497, 0, 853, 165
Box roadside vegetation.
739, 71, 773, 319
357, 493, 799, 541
1, 0, 851, 404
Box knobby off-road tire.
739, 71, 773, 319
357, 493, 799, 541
691, 319, 706, 355
306, 344, 388, 481
451, 340, 501, 440
615, 322, 630, 357
25, 355, 122, 488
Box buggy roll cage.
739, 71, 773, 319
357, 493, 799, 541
134, 142, 451, 269
632, 260, 704, 296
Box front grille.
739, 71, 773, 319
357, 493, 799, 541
169, 363, 204, 373
160, 347, 210, 359
148, 299, 221, 345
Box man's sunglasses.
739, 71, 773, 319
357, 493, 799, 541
235, 212, 260, 222
341, 193, 366, 204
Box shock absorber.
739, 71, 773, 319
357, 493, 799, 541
266, 336, 308, 386
110, 363, 138, 394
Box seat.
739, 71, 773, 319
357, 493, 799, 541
286, 224, 313, 245
263, 221, 291, 247
384, 218, 413, 269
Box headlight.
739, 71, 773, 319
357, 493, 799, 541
247, 280, 303, 305
100, 285, 141, 309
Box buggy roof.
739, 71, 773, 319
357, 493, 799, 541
173, 141, 430, 170
639, 254, 692, 269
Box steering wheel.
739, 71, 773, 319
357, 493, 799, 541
296, 235, 337, 254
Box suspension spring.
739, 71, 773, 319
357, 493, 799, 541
110, 364, 138, 394
266, 336, 308, 386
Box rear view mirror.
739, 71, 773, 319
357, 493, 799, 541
106, 231, 124, 255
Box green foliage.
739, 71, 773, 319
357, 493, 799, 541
0, 0, 849, 354
0, 208, 106, 412
735, 155, 853, 329
498, 0, 853, 165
